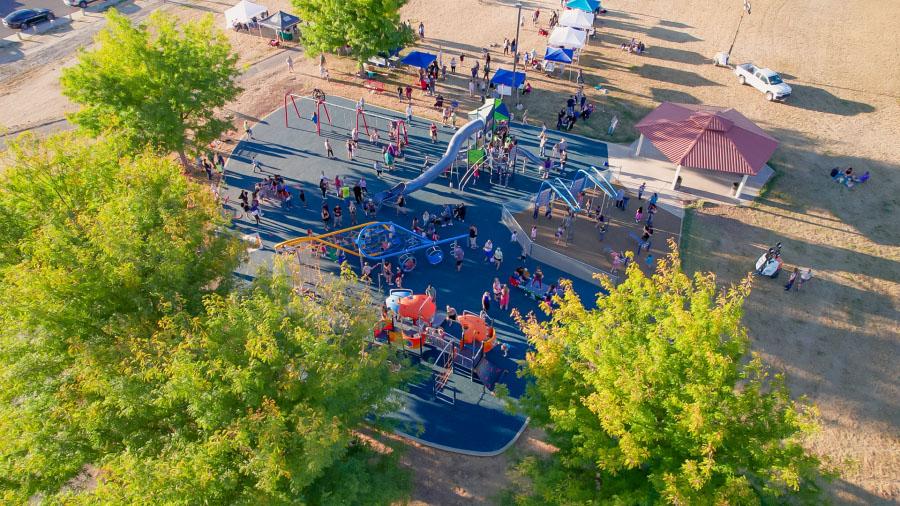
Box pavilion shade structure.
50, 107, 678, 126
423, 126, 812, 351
634, 102, 778, 176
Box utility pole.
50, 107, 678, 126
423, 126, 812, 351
727, 0, 751, 56
512, 2, 523, 108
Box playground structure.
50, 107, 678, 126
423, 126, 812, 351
284, 92, 408, 155
274, 220, 468, 287
373, 116, 487, 205
374, 289, 501, 404
534, 166, 618, 213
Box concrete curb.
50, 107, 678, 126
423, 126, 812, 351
394, 417, 531, 457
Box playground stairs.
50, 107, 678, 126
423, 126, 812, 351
433, 343, 457, 405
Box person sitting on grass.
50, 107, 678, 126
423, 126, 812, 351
523, 81, 533, 95
581, 102, 595, 120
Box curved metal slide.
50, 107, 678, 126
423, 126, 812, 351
374, 118, 486, 204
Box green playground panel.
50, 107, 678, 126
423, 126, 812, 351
467, 148, 485, 165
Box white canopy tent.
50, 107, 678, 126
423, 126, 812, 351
224, 0, 268, 28
548, 26, 587, 49
558, 9, 594, 30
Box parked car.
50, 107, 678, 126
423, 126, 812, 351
2, 8, 55, 29
734, 63, 792, 101
62, 0, 101, 8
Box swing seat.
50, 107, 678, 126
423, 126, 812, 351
426, 246, 443, 265
399, 254, 417, 273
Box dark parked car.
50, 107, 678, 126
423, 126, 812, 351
2, 8, 55, 29
63, 0, 101, 8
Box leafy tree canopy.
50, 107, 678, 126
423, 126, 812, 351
60, 10, 241, 166
513, 247, 833, 505
292, 0, 414, 62
0, 134, 409, 504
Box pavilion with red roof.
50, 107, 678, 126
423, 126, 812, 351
634, 102, 779, 199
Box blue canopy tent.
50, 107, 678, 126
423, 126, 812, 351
544, 47, 574, 63
490, 69, 527, 88
401, 51, 437, 69
566, 0, 599, 12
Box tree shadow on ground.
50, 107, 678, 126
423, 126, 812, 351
760, 125, 899, 247
681, 210, 900, 429
633, 64, 720, 87
0, 40, 24, 65
642, 45, 708, 66
649, 87, 700, 104
784, 84, 876, 116
645, 25, 701, 43
658, 20, 692, 29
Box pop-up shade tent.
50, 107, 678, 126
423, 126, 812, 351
401, 51, 437, 69
566, 0, 600, 12
259, 10, 299, 31
258, 10, 300, 40
548, 26, 586, 48
559, 9, 594, 29
490, 69, 526, 88
491, 69, 526, 97
544, 47, 574, 63
224, 0, 268, 28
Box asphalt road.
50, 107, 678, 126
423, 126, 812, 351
0, 0, 78, 38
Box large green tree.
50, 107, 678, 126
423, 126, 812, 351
293, 0, 414, 63
0, 134, 409, 503
512, 247, 833, 505
60, 10, 241, 167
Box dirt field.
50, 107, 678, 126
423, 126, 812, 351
1, 0, 897, 503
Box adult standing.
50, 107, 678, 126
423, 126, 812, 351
425, 284, 437, 303
483, 239, 494, 263
468, 225, 478, 249
481, 291, 491, 313
615, 188, 625, 209
493, 246, 504, 271
453, 243, 465, 272
418, 21, 425, 39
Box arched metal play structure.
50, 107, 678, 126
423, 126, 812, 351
533, 166, 618, 213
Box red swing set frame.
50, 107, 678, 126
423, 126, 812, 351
283, 92, 409, 154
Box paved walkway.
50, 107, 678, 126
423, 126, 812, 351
605, 140, 774, 218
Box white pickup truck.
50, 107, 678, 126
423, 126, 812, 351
734, 63, 792, 101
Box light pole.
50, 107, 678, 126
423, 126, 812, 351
727, 0, 751, 57
512, 2, 523, 108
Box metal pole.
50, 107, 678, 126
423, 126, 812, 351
512, 2, 523, 107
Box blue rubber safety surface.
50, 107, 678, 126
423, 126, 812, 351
223, 95, 609, 454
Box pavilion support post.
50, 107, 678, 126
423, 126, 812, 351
635, 133, 645, 157
671, 164, 682, 190
734, 174, 749, 199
